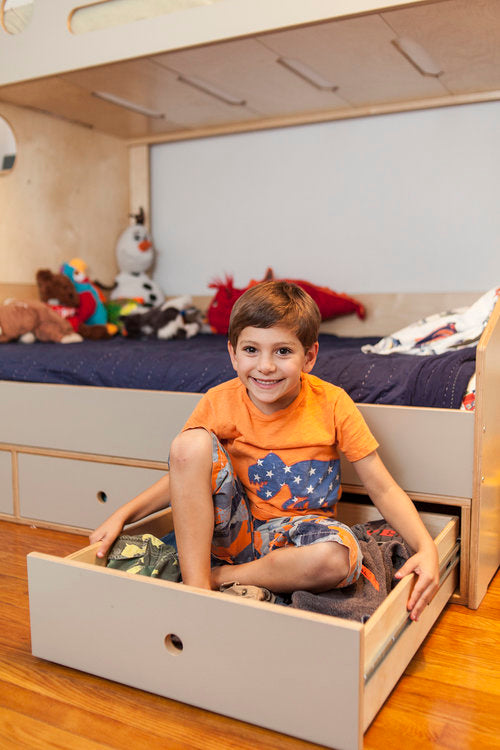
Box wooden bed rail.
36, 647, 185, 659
471, 295, 500, 608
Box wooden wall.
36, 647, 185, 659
0, 101, 129, 286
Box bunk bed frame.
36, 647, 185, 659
0, 2, 499, 748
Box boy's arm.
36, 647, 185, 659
352, 450, 439, 621
89, 473, 171, 559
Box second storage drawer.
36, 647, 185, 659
18, 453, 165, 530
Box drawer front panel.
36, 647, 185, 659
0, 450, 13, 515
18, 454, 164, 529
28, 554, 364, 750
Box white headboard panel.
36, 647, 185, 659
151, 100, 500, 296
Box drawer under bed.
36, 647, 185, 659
27, 503, 459, 750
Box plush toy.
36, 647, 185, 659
207, 268, 366, 335
122, 296, 204, 340
36, 269, 116, 340
60, 259, 114, 330
0, 299, 83, 343
105, 297, 147, 335
108, 208, 165, 308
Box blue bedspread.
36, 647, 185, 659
0, 333, 476, 409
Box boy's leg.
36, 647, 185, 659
169, 429, 254, 589
169, 428, 215, 589
211, 516, 362, 594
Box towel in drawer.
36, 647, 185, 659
291, 521, 413, 621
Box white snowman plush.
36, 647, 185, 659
110, 208, 165, 307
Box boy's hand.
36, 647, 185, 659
394, 543, 439, 621
89, 513, 125, 559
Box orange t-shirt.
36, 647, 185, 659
183, 373, 378, 521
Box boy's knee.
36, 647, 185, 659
169, 428, 212, 470
307, 542, 350, 590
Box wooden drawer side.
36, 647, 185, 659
362, 517, 460, 729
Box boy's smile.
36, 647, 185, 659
228, 326, 318, 415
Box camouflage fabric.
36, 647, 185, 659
106, 533, 181, 581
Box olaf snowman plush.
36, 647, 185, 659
110, 208, 165, 307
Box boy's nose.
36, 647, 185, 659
258, 355, 276, 374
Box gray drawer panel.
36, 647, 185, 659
18, 453, 165, 529
0, 382, 201, 461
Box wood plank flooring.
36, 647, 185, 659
0, 519, 498, 750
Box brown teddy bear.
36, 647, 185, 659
0, 299, 83, 343
36, 269, 115, 340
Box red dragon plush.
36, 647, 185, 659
206, 268, 365, 335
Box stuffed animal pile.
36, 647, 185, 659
37, 265, 116, 340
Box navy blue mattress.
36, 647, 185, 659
0, 333, 475, 409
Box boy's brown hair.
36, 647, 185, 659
228, 280, 321, 350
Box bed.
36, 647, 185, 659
1, 3, 499, 748
0, 285, 497, 614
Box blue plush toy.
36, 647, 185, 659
61, 259, 108, 326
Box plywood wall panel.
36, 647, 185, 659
0, 102, 129, 284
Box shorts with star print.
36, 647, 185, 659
208, 433, 362, 588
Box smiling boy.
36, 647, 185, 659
91, 280, 438, 620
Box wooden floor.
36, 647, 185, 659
0, 520, 499, 750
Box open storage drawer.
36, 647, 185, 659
27, 503, 459, 750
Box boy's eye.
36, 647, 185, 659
277, 347, 293, 355
242, 346, 257, 354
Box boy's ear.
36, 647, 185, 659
302, 341, 319, 373
227, 340, 238, 372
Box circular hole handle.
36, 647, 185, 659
164, 633, 183, 654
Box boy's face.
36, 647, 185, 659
228, 325, 318, 415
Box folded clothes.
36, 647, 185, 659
291, 521, 413, 622
106, 533, 181, 581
